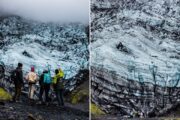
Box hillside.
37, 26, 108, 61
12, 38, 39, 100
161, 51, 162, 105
91, 0, 180, 118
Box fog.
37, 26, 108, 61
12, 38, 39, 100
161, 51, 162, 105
0, 0, 89, 24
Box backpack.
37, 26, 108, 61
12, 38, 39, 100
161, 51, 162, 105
10, 69, 17, 81
43, 73, 51, 84
39, 73, 44, 86
53, 75, 64, 90
26, 72, 37, 83
56, 77, 64, 89
0, 65, 5, 79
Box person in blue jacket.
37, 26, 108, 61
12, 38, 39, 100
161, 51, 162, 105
43, 70, 52, 103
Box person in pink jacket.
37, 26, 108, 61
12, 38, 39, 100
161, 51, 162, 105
26, 66, 38, 101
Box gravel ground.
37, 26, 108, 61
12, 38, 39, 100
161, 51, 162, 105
0, 100, 89, 120
92, 115, 180, 120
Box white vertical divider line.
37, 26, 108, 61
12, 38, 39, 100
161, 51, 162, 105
89, 0, 91, 119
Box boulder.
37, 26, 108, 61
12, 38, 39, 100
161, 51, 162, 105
71, 82, 89, 104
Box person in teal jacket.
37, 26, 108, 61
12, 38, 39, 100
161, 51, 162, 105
43, 70, 52, 103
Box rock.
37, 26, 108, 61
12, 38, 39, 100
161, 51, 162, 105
68, 80, 89, 104
22, 50, 33, 58
36, 114, 44, 120
8, 115, 16, 120
27, 113, 45, 120
9, 107, 14, 110
70, 90, 88, 104
0, 101, 5, 106
28, 113, 36, 120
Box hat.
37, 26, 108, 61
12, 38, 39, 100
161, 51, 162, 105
31, 67, 35, 72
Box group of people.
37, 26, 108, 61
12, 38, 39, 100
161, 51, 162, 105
11, 63, 65, 106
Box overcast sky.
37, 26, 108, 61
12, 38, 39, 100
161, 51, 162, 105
0, 0, 89, 24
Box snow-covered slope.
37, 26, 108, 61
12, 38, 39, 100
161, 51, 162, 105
91, 0, 180, 87
0, 16, 89, 79
91, 0, 180, 117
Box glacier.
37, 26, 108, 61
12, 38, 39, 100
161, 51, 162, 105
0, 15, 89, 79
91, 0, 180, 118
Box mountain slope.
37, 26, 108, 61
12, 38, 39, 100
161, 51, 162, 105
91, 0, 180, 117
0, 15, 89, 79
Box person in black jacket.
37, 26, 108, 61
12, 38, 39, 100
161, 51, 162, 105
39, 70, 45, 103
12, 63, 24, 102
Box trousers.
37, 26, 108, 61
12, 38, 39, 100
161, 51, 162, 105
29, 83, 35, 99
55, 89, 64, 106
13, 84, 22, 101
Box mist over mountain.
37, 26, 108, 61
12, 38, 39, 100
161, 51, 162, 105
0, 0, 89, 24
